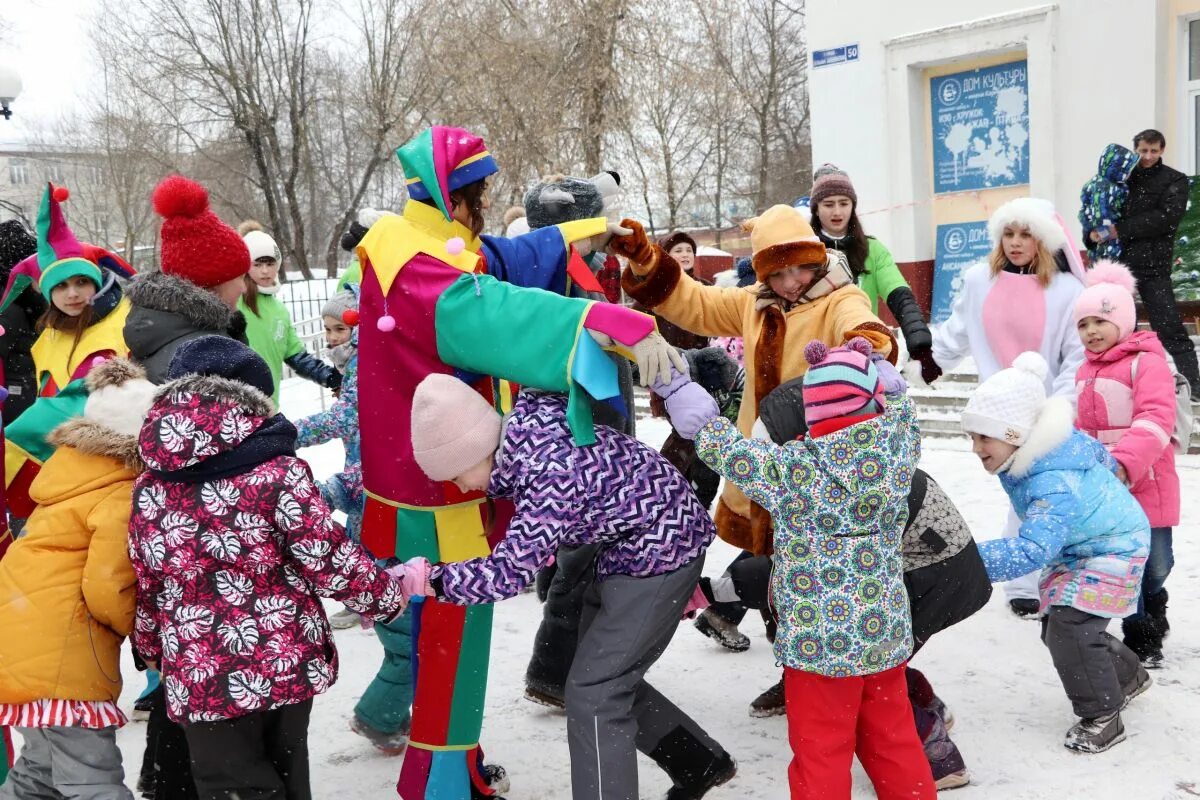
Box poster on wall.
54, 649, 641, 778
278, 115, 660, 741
931, 60, 1030, 194
932, 221, 992, 323
1170, 175, 1200, 301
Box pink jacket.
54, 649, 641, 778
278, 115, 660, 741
128, 374, 408, 723
1075, 331, 1180, 527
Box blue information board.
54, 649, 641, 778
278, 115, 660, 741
932, 222, 992, 324
931, 61, 1029, 194
813, 44, 859, 69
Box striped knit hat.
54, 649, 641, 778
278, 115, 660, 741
801, 337, 885, 426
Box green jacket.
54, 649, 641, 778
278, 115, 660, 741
856, 238, 908, 316
823, 235, 931, 356
238, 294, 305, 403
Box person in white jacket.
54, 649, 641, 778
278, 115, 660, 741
922, 197, 1086, 616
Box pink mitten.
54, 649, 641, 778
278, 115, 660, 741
681, 583, 711, 620
388, 557, 434, 599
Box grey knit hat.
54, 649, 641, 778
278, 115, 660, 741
321, 289, 358, 322
523, 176, 605, 230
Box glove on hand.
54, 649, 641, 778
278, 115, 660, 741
387, 557, 434, 599
608, 218, 657, 275
632, 331, 687, 387
909, 346, 942, 386
870, 353, 908, 396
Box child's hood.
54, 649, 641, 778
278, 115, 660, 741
30, 419, 143, 505
138, 372, 293, 479
1008, 396, 1102, 479
1085, 330, 1167, 366
1099, 143, 1138, 184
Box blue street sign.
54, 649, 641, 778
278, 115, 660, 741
813, 44, 859, 69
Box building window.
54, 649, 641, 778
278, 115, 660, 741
1186, 18, 1200, 174
45, 163, 64, 183
9, 158, 28, 185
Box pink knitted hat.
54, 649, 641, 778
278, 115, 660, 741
1073, 260, 1138, 341
411, 374, 502, 482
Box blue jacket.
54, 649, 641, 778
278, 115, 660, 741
1079, 143, 1138, 261
979, 398, 1150, 618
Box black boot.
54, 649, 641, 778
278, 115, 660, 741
1145, 589, 1170, 639
1122, 615, 1163, 668
648, 727, 737, 799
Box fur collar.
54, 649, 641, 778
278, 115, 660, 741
47, 418, 144, 472
126, 271, 235, 332
158, 373, 276, 418
1007, 396, 1075, 478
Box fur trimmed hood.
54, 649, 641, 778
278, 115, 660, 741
1007, 396, 1076, 478
125, 270, 235, 331
46, 417, 144, 473
158, 372, 276, 419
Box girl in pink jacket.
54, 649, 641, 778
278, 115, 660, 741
1073, 261, 1179, 667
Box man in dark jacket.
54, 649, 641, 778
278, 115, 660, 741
0, 220, 43, 424
1115, 129, 1200, 392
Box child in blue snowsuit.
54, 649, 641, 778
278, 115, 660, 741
961, 351, 1150, 755
295, 288, 413, 755
1079, 143, 1139, 261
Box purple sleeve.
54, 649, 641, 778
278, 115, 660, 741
432, 474, 581, 605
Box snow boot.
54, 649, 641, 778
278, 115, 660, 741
1146, 588, 1170, 638
922, 715, 969, 790
694, 609, 751, 652
349, 715, 410, 756
1122, 614, 1164, 668
749, 678, 786, 718
1121, 667, 1153, 709
1064, 712, 1125, 754
1008, 598, 1040, 618
649, 727, 737, 799
523, 679, 566, 710
469, 764, 510, 799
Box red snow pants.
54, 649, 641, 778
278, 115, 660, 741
784, 664, 936, 800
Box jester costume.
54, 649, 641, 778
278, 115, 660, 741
1, 184, 134, 525
357, 127, 656, 799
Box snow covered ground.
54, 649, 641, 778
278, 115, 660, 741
85, 379, 1200, 798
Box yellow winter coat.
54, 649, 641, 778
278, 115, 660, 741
0, 417, 141, 704
623, 251, 896, 555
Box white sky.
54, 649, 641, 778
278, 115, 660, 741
0, 0, 98, 145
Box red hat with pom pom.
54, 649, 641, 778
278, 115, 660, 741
801, 336, 885, 427
1074, 260, 1138, 341
153, 175, 250, 288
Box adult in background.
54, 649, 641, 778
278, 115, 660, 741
1113, 129, 1200, 393
0, 220, 42, 425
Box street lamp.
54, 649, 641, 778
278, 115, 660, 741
0, 65, 21, 121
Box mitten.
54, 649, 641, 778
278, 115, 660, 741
911, 346, 942, 385
632, 330, 687, 386
681, 583, 711, 620
387, 557, 434, 599
870, 353, 908, 396
608, 218, 657, 275
664, 381, 719, 439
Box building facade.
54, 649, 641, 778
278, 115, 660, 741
807, 0, 1197, 319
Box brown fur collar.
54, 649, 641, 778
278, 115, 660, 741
620, 245, 680, 308
752, 240, 827, 282
47, 418, 144, 473
754, 305, 786, 410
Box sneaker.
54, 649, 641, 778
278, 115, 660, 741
694, 609, 751, 653
922, 715, 969, 790
749, 679, 786, 718
524, 682, 566, 710
329, 606, 362, 630
1121, 669, 1153, 709
1064, 712, 1125, 754
1008, 598, 1040, 618
663, 752, 737, 799
927, 695, 955, 732
349, 716, 410, 756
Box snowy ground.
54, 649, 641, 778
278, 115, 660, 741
81, 379, 1200, 798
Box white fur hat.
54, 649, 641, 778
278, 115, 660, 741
987, 197, 1068, 253
961, 352, 1049, 446
83, 358, 159, 438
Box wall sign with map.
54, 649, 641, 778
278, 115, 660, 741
931, 60, 1030, 194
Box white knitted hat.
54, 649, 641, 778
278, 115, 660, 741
243, 229, 281, 263
961, 352, 1049, 446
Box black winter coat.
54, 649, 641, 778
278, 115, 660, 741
0, 289, 46, 424
1121, 161, 1189, 274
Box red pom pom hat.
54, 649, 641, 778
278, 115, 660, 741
152, 175, 250, 288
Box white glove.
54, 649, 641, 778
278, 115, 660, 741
631, 331, 687, 387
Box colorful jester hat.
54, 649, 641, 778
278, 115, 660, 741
398, 126, 499, 221
0, 183, 135, 313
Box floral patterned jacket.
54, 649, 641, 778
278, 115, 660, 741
694, 395, 919, 677
128, 373, 406, 723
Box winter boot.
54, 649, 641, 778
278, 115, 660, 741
749, 678, 786, 718
922, 716, 969, 790
1121, 667, 1153, 709
329, 605, 362, 629
1008, 598, 1040, 618
469, 764, 510, 799
1064, 712, 1125, 754
694, 609, 751, 652
1146, 588, 1170, 639
928, 695, 955, 732
523, 678, 566, 710
349, 715, 410, 756
648, 727, 737, 799
1122, 615, 1164, 668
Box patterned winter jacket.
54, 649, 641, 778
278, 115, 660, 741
128, 373, 407, 723
432, 391, 714, 605
980, 397, 1150, 618
1079, 143, 1138, 261
694, 395, 919, 677
296, 351, 362, 516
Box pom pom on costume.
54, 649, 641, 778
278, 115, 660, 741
377, 315, 396, 332
446, 237, 465, 255
342, 309, 360, 326
51, 185, 69, 203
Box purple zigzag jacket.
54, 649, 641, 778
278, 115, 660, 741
433, 391, 714, 605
